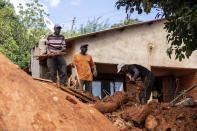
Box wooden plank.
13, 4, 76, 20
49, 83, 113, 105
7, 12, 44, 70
33, 52, 67, 61
170, 84, 197, 104
74, 65, 83, 90
33, 52, 67, 58
67, 87, 97, 102
33, 77, 53, 83
60, 86, 90, 102
33, 77, 95, 102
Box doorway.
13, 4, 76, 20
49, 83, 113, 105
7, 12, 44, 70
151, 66, 196, 102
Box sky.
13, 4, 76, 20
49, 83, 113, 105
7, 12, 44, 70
9, 0, 158, 31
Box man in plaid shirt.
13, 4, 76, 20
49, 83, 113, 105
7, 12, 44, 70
46, 24, 67, 86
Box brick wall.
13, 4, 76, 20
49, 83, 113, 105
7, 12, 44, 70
179, 71, 197, 100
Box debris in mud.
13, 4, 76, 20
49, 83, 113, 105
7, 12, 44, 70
93, 85, 197, 131
101, 98, 197, 130
94, 91, 139, 113
145, 115, 158, 130
66, 96, 77, 104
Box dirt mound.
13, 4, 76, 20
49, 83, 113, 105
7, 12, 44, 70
95, 92, 139, 113
94, 90, 197, 130
120, 101, 197, 130
0, 53, 117, 131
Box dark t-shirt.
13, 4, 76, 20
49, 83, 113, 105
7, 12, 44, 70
127, 64, 151, 82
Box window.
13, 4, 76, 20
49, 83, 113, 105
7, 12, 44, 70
92, 81, 123, 99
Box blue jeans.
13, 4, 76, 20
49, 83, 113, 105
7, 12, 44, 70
47, 55, 67, 86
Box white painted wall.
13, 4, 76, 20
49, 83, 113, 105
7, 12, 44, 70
31, 39, 46, 78
31, 46, 40, 78
31, 20, 197, 78
65, 20, 197, 70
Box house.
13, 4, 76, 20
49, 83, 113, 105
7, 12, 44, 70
31, 18, 197, 101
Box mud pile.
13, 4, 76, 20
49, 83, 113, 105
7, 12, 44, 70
94, 79, 144, 114
95, 91, 139, 113
94, 92, 197, 131
120, 101, 197, 130
0, 53, 117, 131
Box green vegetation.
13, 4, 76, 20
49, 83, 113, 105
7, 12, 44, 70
0, 0, 48, 68
78, 17, 140, 35
78, 17, 110, 34
111, 18, 141, 28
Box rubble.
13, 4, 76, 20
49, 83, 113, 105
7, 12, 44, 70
93, 83, 197, 131
94, 92, 132, 113
145, 115, 158, 130
33, 72, 197, 131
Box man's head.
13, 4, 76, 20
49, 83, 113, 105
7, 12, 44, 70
117, 63, 127, 73
80, 44, 88, 55
54, 24, 62, 35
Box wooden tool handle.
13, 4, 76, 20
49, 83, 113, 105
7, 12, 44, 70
74, 65, 83, 90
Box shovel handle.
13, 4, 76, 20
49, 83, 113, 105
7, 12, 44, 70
74, 65, 83, 90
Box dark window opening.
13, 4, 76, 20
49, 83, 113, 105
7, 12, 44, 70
92, 63, 124, 99
151, 66, 196, 102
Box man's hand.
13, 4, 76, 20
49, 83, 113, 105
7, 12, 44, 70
61, 45, 66, 51
46, 48, 51, 54
92, 67, 97, 77
126, 73, 135, 81
126, 73, 135, 84
130, 77, 135, 82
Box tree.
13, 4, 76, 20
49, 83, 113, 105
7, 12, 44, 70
79, 17, 110, 34
61, 30, 81, 38
16, 0, 48, 68
0, 0, 48, 69
116, 0, 197, 61
111, 18, 141, 28
0, 0, 20, 65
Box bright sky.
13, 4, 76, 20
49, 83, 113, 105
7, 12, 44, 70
9, 0, 158, 31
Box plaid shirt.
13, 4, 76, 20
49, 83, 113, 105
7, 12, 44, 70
46, 34, 66, 53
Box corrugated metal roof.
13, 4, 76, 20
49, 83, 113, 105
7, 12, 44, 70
66, 18, 165, 42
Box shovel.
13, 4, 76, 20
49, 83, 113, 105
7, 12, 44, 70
74, 65, 83, 90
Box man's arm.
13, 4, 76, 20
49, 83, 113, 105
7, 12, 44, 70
91, 66, 97, 77
132, 67, 139, 81
89, 56, 95, 68
61, 39, 66, 51
90, 56, 97, 77
128, 65, 139, 81
58, 35, 66, 52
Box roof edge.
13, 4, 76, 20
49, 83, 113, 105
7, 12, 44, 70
66, 18, 165, 42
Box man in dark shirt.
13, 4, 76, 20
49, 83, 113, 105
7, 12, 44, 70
117, 63, 155, 104
46, 24, 67, 86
